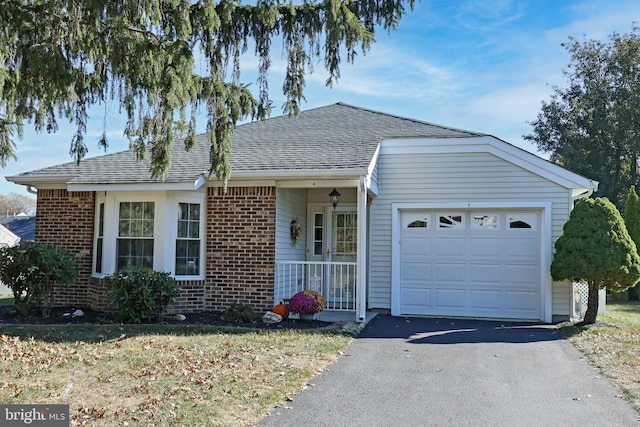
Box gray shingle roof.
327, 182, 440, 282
8, 103, 484, 185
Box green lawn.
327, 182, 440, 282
0, 293, 12, 306
563, 302, 640, 413
0, 320, 352, 426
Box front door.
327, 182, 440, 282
308, 205, 357, 308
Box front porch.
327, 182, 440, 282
274, 180, 370, 322
275, 260, 357, 311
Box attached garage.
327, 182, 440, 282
373, 134, 597, 323
396, 209, 542, 320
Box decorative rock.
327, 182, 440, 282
263, 311, 283, 325
173, 314, 187, 321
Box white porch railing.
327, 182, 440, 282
275, 261, 357, 311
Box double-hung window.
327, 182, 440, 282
175, 202, 201, 276
117, 201, 155, 270
93, 192, 204, 278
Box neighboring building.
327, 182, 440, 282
0, 221, 21, 295
0, 223, 20, 247
0, 215, 36, 242
6, 103, 597, 322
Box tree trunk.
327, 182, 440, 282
582, 281, 600, 325
12, 290, 30, 317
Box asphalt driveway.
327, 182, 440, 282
259, 315, 640, 426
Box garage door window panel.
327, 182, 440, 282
403, 212, 430, 230
439, 214, 464, 229
472, 214, 499, 230
508, 213, 537, 230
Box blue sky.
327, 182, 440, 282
4, 0, 640, 197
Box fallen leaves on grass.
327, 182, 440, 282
565, 302, 640, 414
0, 327, 352, 426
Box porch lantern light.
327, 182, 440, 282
329, 188, 341, 209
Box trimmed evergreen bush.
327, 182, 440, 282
552, 197, 640, 324
624, 185, 640, 301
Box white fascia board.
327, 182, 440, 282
206, 179, 278, 188
68, 175, 206, 192
276, 179, 360, 189
225, 168, 369, 180
6, 175, 74, 186
366, 142, 381, 196
380, 136, 598, 191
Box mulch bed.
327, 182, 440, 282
0, 305, 338, 331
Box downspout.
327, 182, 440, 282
26, 185, 38, 195
356, 176, 368, 322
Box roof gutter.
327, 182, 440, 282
67, 174, 206, 192
220, 168, 370, 179
6, 175, 75, 185
571, 179, 598, 203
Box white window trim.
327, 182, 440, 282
93, 192, 107, 277
167, 192, 206, 280
92, 190, 205, 280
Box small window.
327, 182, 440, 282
313, 213, 324, 256
508, 213, 537, 230
175, 202, 201, 276
439, 214, 464, 229
95, 202, 105, 273
472, 215, 498, 230
403, 212, 429, 229
408, 220, 428, 228
510, 220, 531, 229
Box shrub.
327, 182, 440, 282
222, 303, 261, 324
552, 197, 640, 324
624, 185, 640, 301
0, 242, 77, 317
105, 268, 180, 323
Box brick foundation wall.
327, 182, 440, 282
87, 276, 116, 312
206, 186, 276, 311
35, 189, 95, 307
172, 280, 206, 312
88, 277, 205, 314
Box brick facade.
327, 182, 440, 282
206, 186, 276, 312
35, 189, 95, 307
34, 186, 277, 313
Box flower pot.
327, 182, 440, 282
299, 312, 315, 322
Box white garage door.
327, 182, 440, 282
399, 210, 541, 320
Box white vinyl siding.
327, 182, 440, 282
275, 188, 307, 262
368, 146, 575, 319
